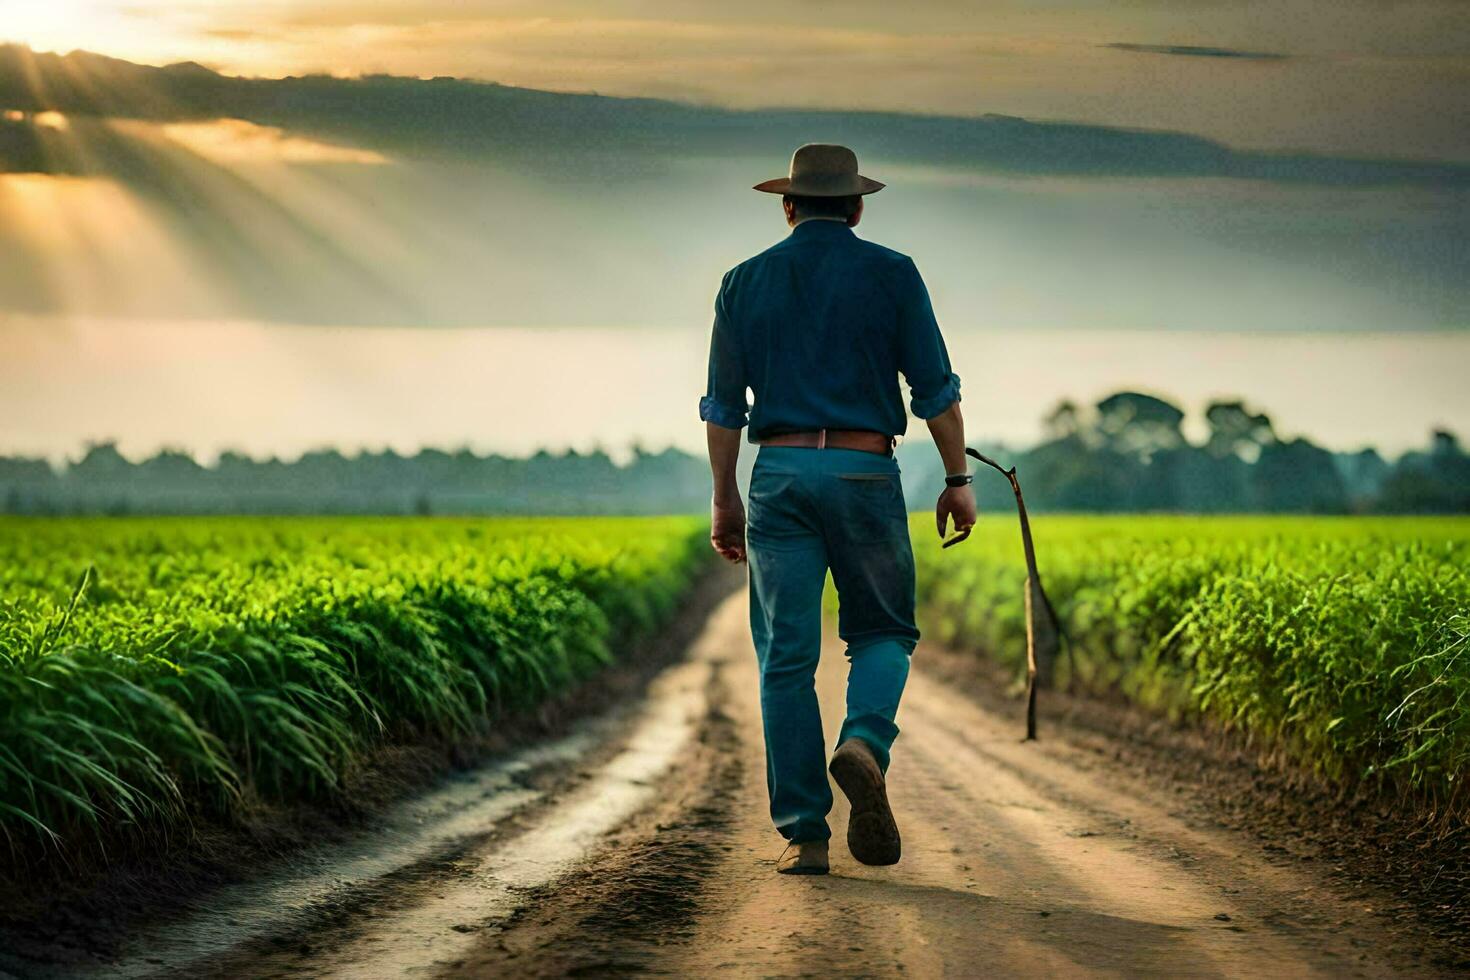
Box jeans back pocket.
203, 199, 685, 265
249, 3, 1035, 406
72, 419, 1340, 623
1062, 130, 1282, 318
833, 472, 905, 542
747, 470, 803, 540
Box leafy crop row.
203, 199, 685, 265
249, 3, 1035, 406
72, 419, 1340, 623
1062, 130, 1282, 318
0, 516, 709, 864
915, 516, 1470, 819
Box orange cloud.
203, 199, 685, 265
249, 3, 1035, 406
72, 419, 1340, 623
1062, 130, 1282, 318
161, 118, 389, 164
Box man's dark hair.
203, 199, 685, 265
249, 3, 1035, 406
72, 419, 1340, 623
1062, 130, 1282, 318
783, 194, 862, 221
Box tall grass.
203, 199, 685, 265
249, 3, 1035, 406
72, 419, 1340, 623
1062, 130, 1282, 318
915, 516, 1470, 819
0, 516, 709, 864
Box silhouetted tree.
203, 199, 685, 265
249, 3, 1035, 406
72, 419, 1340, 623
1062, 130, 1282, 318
1336, 448, 1390, 511
1, 394, 1462, 515
1204, 400, 1275, 462
71, 441, 131, 483
1094, 392, 1186, 460
1253, 438, 1349, 513
1377, 429, 1470, 513
1042, 400, 1081, 441
1023, 435, 1142, 511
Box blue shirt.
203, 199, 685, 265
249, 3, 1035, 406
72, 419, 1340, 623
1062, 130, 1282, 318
699, 220, 961, 441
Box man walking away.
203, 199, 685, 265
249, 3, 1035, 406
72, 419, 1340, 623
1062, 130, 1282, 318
700, 144, 976, 876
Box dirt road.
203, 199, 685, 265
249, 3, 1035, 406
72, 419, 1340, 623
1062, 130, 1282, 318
80, 590, 1450, 979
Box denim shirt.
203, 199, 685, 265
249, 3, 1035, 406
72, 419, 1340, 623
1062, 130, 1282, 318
699, 219, 961, 441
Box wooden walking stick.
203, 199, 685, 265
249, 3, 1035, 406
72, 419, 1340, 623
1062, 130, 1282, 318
954, 448, 1061, 741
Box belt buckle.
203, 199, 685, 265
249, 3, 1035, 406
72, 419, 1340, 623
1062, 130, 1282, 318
817, 428, 827, 450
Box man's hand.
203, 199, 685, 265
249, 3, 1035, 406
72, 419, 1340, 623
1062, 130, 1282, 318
936, 484, 977, 548
925, 401, 975, 547
711, 496, 748, 563
705, 422, 745, 563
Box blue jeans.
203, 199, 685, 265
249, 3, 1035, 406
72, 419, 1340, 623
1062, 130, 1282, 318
746, 446, 918, 844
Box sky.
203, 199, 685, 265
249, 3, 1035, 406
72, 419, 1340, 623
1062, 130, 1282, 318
5, 318, 1465, 464
0, 1, 1467, 462
4, 0, 1468, 160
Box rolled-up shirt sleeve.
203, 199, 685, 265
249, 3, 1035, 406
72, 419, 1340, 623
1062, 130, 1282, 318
894, 257, 961, 419
698, 271, 749, 429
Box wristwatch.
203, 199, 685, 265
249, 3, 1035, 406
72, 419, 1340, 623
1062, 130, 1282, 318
944, 473, 974, 488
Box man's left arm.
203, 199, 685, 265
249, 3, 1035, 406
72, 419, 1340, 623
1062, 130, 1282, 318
893, 257, 962, 421
699, 273, 749, 563
893, 257, 975, 545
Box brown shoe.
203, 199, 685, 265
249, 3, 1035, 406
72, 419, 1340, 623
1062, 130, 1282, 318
776, 840, 829, 875
829, 738, 901, 866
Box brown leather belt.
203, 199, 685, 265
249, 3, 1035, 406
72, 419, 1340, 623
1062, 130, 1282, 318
759, 429, 895, 456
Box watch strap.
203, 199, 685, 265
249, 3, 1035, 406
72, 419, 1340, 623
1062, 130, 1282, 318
945, 473, 974, 488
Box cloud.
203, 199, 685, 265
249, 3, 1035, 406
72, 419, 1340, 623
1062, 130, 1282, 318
204, 28, 275, 42
162, 118, 388, 164
10, 7, 1467, 160
1104, 43, 1289, 61
1, 46, 1465, 332
0, 46, 1464, 190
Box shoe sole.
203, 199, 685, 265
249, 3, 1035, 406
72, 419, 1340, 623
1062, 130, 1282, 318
829, 744, 901, 866
776, 863, 829, 876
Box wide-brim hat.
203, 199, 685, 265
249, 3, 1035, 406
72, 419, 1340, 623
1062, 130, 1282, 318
754, 143, 885, 197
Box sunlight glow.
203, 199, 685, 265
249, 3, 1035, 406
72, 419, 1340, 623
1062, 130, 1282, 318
0, 1, 135, 54
1, 110, 414, 326
0, 172, 213, 315
161, 119, 389, 165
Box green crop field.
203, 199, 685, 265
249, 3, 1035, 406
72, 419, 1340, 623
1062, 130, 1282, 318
914, 515, 1470, 819
0, 516, 709, 863
3, 513, 1466, 870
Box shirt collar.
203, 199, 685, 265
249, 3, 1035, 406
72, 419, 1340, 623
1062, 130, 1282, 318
790, 218, 855, 238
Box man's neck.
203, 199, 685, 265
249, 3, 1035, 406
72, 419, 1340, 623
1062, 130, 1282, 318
793, 216, 851, 226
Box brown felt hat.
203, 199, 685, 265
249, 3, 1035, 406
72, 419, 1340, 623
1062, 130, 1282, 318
753, 143, 885, 197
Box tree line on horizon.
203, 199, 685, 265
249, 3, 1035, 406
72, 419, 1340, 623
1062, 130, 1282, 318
972, 392, 1467, 514
0, 391, 1465, 516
